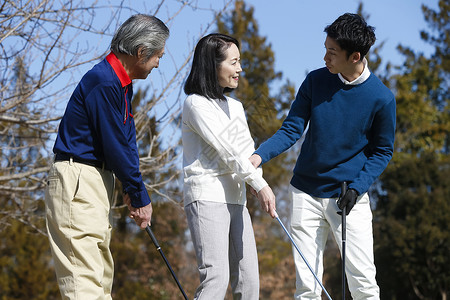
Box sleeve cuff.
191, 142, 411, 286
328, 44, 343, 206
348, 184, 363, 197
129, 188, 151, 208
253, 150, 268, 165
246, 173, 268, 193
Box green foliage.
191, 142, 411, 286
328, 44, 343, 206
1, 1, 448, 299
0, 52, 56, 300
374, 1, 450, 299
393, 48, 447, 154
0, 220, 59, 299
216, 1, 299, 298
217, 0, 297, 212
108, 86, 195, 298
376, 153, 450, 299
111, 201, 196, 299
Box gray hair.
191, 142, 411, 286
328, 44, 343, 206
111, 14, 169, 60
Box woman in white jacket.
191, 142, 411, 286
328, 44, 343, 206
182, 33, 276, 300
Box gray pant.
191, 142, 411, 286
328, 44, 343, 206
185, 201, 259, 300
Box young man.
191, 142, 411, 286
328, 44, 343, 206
45, 14, 169, 299
250, 13, 395, 299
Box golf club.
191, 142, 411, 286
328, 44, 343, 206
274, 212, 332, 300
146, 225, 189, 300
340, 182, 348, 300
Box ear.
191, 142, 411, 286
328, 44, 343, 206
350, 52, 361, 63
137, 47, 145, 59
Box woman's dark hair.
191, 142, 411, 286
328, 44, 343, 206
324, 13, 376, 59
184, 33, 240, 100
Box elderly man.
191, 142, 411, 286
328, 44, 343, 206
45, 14, 169, 299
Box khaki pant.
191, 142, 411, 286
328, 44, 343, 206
45, 159, 115, 300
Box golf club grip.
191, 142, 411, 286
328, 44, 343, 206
145, 225, 160, 249
340, 182, 347, 240
340, 181, 348, 198
341, 182, 347, 300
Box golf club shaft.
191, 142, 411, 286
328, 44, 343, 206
275, 214, 332, 300
146, 226, 189, 300
341, 182, 348, 300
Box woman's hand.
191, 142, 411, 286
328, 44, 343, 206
257, 186, 276, 218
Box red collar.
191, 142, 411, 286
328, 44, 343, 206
106, 52, 132, 87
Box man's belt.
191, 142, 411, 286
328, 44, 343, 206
55, 153, 110, 171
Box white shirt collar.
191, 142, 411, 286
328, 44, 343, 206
338, 58, 371, 85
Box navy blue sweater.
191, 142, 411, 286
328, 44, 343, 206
255, 67, 396, 197
53, 53, 150, 207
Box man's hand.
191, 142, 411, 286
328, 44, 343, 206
123, 193, 153, 229
257, 186, 276, 218
249, 154, 262, 168
337, 189, 358, 215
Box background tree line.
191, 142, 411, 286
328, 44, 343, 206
0, 0, 448, 299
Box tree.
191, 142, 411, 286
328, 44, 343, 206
0, 218, 60, 299
216, 1, 301, 298
0, 1, 233, 298
0, 0, 126, 235
108, 86, 199, 298
0, 0, 230, 231
374, 1, 450, 299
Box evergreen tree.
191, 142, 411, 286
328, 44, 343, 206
0, 220, 60, 299
217, 1, 299, 298
0, 2, 238, 299
374, 1, 450, 299
110, 88, 196, 298
0, 55, 58, 300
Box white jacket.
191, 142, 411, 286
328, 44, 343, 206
182, 94, 268, 207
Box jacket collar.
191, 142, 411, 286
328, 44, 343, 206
106, 52, 132, 87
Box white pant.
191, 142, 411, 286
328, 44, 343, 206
185, 201, 259, 300
289, 185, 379, 300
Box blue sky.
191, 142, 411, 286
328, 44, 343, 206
120, 0, 438, 115
40, 0, 439, 109
40, 0, 438, 148
129, 0, 438, 141
243, 0, 437, 86
147, 0, 438, 90
60, 0, 438, 102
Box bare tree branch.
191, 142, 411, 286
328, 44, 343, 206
0, 0, 235, 234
